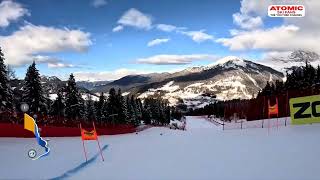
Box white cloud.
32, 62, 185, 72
156, 24, 178, 32
156, 23, 214, 43
157, 24, 214, 43
232, 13, 263, 30
33, 55, 76, 69
218, 0, 320, 54
136, 54, 217, 65
0, 0, 29, 28
114, 10, 215, 45
0, 23, 92, 67
74, 68, 150, 81
284, 1, 320, 32
147, 38, 170, 47
117, 8, 152, 30
229, 29, 241, 36
92, 0, 107, 8
180, 30, 214, 43
230, 0, 274, 30
48, 63, 75, 68
239, 0, 270, 17
217, 25, 304, 51
112, 25, 123, 32
262, 51, 292, 61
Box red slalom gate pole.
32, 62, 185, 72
80, 123, 88, 162
93, 122, 104, 161
268, 117, 270, 135
268, 99, 270, 135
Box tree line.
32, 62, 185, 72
0, 47, 176, 127
257, 62, 320, 97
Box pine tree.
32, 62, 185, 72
43, 89, 52, 115
85, 94, 96, 122
107, 88, 118, 124
136, 98, 142, 120
126, 96, 134, 124
22, 61, 46, 114
65, 74, 84, 121
0, 47, 13, 112
142, 98, 151, 124
275, 80, 284, 94
50, 90, 65, 117
95, 92, 105, 125
152, 99, 161, 124
131, 95, 140, 126
316, 65, 320, 84
117, 89, 128, 124
101, 96, 109, 125
6, 65, 16, 80
165, 106, 171, 124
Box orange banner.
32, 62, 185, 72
268, 98, 279, 116
81, 129, 97, 140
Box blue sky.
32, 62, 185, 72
0, 0, 316, 81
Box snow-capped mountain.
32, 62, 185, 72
135, 56, 283, 107
265, 50, 320, 73
77, 80, 111, 90
91, 73, 172, 93
10, 56, 287, 107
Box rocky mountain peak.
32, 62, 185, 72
289, 50, 320, 62
207, 56, 245, 69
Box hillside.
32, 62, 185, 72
90, 56, 283, 107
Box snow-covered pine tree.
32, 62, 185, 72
43, 88, 52, 115
126, 96, 133, 124
117, 88, 128, 124
136, 98, 143, 120
85, 94, 96, 123
65, 74, 84, 122
22, 61, 47, 114
6, 65, 16, 80
130, 95, 140, 126
0, 47, 13, 113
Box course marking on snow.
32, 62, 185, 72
49, 144, 109, 180
24, 113, 50, 160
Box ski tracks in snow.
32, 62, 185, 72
49, 144, 109, 180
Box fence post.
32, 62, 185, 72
285, 118, 287, 126
285, 91, 289, 127
262, 120, 264, 128
241, 121, 243, 129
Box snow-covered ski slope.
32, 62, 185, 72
1, 116, 320, 180
186, 116, 219, 130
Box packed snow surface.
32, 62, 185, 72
1, 116, 320, 180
